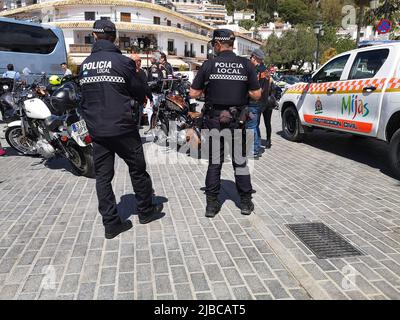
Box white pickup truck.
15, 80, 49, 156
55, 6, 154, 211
279, 42, 400, 176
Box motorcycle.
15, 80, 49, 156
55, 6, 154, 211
0, 78, 18, 122
4, 76, 95, 178
150, 76, 203, 151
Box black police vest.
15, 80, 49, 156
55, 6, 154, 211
206, 52, 251, 107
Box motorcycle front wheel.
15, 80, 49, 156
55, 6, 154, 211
5, 125, 39, 156
66, 142, 95, 178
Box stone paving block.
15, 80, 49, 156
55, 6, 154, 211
215, 252, 235, 268
155, 275, 172, 295
59, 274, 80, 294
0, 284, 19, 300
97, 285, 115, 300
198, 249, 217, 265
244, 275, 268, 295
223, 268, 244, 286
137, 282, 154, 300
175, 283, 194, 300
168, 250, 184, 266
171, 266, 189, 284
264, 280, 290, 300
196, 292, 213, 299
185, 256, 203, 273
136, 264, 152, 282
190, 273, 210, 292
370, 280, 400, 299
21, 275, 44, 293
152, 257, 169, 274
77, 282, 96, 300
102, 252, 119, 267
100, 267, 117, 285
232, 286, 253, 300
118, 273, 135, 293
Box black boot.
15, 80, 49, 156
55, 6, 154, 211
265, 140, 272, 149
105, 220, 133, 239
205, 195, 221, 218
240, 196, 255, 215
139, 203, 164, 224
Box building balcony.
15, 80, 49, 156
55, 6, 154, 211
184, 51, 196, 58
54, 16, 210, 37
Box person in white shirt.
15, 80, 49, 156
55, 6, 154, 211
2, 64, 21, 81
61, 62, 72, 76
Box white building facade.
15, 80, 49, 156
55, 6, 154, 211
169, 0, 227, 26
0, 0, 213, 68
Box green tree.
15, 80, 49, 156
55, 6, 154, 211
277, 0, 316, 25
263, 26, 317, 69
239, 19, 255, 30
320, 0, 344, 27
262, 32, 283, 66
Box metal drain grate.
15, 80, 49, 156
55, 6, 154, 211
287, 223, 363, 259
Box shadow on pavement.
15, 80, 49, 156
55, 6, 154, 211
277, 129, 398, 180
220, 179, 241, 208
118, 193, 168, 221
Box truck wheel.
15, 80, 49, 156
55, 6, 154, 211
282, 106, 303, 142
389, 129, 400, 179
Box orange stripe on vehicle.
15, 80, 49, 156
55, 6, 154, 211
285, 78, 400, 95
304, 115, 373, 133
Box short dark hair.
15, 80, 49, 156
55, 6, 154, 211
160, 53, 167, 61
7, 64, 14, 71
61, 62, 67, 66
221, 40, 234, 48
94, 31, 116, 43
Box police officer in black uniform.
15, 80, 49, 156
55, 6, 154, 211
190, 29, 262, 218
79, 20, 164, 239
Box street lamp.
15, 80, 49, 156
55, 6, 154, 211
314, 22, 324, 70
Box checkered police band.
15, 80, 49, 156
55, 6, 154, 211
214, 36, 235, 41
93, 29, 105, 33
80, 76, 126, 85
209, 74, 248, 81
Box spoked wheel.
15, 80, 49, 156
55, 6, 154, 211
5, 126, 39, 155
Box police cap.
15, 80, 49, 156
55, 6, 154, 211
93, 20, 117, 33
211, 29, 236, 46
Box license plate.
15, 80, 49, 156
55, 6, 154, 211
71, 120, 88, 136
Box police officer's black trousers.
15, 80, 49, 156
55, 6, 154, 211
205, 117, 253, 198
92, 130, 153, 228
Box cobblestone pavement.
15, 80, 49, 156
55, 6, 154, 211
1, 112, 400, 300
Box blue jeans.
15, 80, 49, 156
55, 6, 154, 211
246, 105, 262, 154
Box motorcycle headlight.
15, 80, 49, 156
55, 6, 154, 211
2, 85, 9, 90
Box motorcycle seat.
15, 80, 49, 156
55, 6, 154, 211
45, 115, 65, 132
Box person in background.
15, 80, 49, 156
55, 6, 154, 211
61, 62, 72, 77
2, 64, 21, 81
246, 49, 264, 158
160, 52, 174, 76
131, 53, 153, 128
